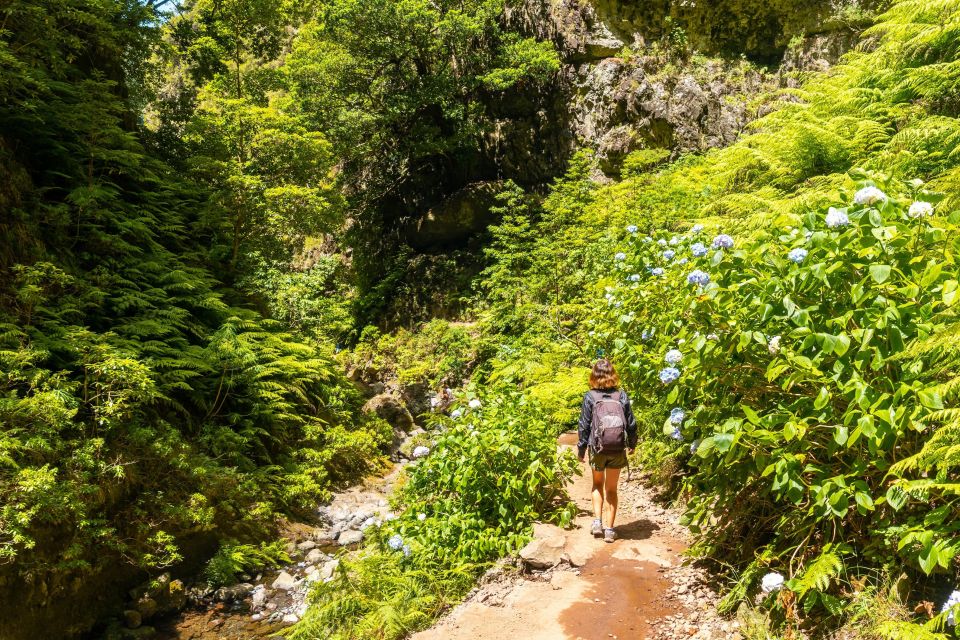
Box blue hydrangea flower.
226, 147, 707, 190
657, 238, 668, 247
642, 237, 653, 244
629, 273, 641, 282
677, 257, 688, 265
615, 252, 626, 261
690, 439, 700, 454
669, 407, 685, 425
659, 367, 680, 384
712, 234, 734, 249
641, 329, 655, 341
687, 270, 710, 286
651, 267, 665, 276
691, 243, 708, 257
402, 544, 411, 557
691, 224, 704, 234
788, 248, 808, 264
664, 349, 683, 365
670, 427, 683, 441
663, 250, 675, 260
388, 535, 404, 551
825, 207, 850, 228
626, 224, 638, 233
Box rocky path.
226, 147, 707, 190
412, 434, 740, 640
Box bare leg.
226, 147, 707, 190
591, 470, 605, 521
603, 467, 621, 529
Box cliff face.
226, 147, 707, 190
479, 0, 880, 183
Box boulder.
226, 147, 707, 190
319, 559, 339, 581
362, 393, 415, 433
297, 540, 317, 552
337, 529, 364, 546
135, 596, 157, 620
250, 586, 269, 610
519, 534, 566, 570
305, 548, 325, 564
271, 571, 297, 591
123, 610, 142, 630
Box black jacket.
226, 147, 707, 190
577, 388, 638, 458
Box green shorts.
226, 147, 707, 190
589, 449, 628, 471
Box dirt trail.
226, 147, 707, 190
412, 434, 737, 640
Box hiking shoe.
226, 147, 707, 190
591, 518, 603, 537
604, 528, 617, 543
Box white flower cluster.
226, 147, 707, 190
761, 572, 785, 594
412, 446, 431, 459
909, 201, 933, 218
767, 335, 781, 355
825, 207, 849, 228
943, 590, 960, 626
853, 186, 887, 205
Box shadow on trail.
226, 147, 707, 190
614, 517, 659, 541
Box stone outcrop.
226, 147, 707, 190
408, 182, 503, 249
487, 0, 877, 178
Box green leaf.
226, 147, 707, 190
814, 386, 830, 410
870, 264, 891, 284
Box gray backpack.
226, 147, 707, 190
588, 390, 627, 454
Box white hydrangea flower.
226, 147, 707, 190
412, 446, 430, 458
853, 186, 887, 205
468, 398, 482, 409
417, 512, 427, 521
388, 535, 404, 550
943, 590, 960, 626
626, 225, 638, 233
669, 236, 680, 246
658, 238, 668, 247
761, 572, 785, 594
909, 201, 934, 218
615, 252, 626, 261
450, 409, 463, 419
768, 335, 781, 355
629, 273, 641, 282
691, 224, 704, 234
825, 207, 850, 228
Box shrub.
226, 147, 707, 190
594, 176, 960, 627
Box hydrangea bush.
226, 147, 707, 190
591, 178, 960, 624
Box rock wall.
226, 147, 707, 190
483, 0, 881, 180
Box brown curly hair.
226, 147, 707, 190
589, 359, 620, 390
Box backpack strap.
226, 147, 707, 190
591, 389, 619, 402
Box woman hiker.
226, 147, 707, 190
577, 359, 637, 543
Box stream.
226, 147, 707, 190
149, 462, 406, 639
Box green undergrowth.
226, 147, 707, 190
0, 1, 388, 625
346, 320, 486, 390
